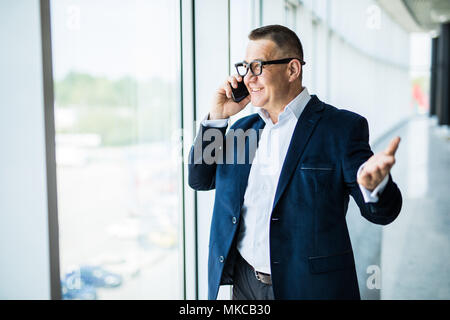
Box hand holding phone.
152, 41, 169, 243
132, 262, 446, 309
210, 74, 251, 120
231, 79, 249, 103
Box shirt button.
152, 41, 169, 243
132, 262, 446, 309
232, 217, 237, 224
219, 256, 224, 263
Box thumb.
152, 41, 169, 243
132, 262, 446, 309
384, 136, 401, 156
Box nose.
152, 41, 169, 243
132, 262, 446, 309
244, 71, 256, 84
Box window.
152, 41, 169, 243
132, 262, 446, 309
284, 0, 297, 30
51, 0, 182, 299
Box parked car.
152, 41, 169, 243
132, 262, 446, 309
61, 265, 122, 299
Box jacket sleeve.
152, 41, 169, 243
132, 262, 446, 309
188, 124, 228, 191
342, 116, 402, 225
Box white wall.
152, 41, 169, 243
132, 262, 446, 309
328, 0, 411, 142
260, 0, 412, 142
252, 0, 412, 141
0, 0, 52, 299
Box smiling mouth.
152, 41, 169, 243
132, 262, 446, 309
250, 88, 263, 93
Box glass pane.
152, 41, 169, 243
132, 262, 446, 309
250, 61, 262, 75
236, 64, 248, 76
50, 0, 182, 299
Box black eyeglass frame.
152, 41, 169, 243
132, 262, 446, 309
234, 57, 306, 77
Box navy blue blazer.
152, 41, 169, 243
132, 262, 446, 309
188, 95, 402, 300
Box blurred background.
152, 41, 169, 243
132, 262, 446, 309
0, 0, 449, 300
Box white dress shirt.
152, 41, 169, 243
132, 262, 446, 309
201, 87, 388, 274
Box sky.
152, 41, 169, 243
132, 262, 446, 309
50, 0, 180, 81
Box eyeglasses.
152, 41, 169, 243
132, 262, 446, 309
235, 57, 306, 77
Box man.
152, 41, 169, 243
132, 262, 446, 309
188, 25, 402, 300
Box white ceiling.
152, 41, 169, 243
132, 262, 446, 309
376, 0, 450, 33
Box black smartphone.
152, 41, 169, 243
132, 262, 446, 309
231, 80, 249, 103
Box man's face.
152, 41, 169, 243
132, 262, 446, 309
243, 39, 291, 108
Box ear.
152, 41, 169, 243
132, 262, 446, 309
287, 59, 301, 82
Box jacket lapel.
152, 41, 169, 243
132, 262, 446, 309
238, 116, 266, 208
271, 95, 324, 212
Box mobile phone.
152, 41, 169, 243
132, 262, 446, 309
231, 80, 249, 103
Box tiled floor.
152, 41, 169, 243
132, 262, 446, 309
347, 115, 450, 300
380, 115, 450, 299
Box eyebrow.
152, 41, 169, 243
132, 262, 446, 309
244, 58, 265, 62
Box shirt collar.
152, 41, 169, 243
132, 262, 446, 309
257, 87, 311, 124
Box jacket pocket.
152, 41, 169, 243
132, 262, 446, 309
308, 250, 354, 274
299, 163, 335, 171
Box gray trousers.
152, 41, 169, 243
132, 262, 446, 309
232, 253, 275, 300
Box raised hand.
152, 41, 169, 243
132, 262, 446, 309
357, 136, 401, 191
209, 74, 251, 120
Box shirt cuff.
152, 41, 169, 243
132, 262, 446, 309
201, 113, 229, 128
357, 162, 389, 203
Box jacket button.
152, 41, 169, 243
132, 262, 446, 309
219, 256, 224, 263
232, 216, 237, 224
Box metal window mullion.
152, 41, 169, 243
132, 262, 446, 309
39, 0, 62, 300
181, 0, 198, 300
